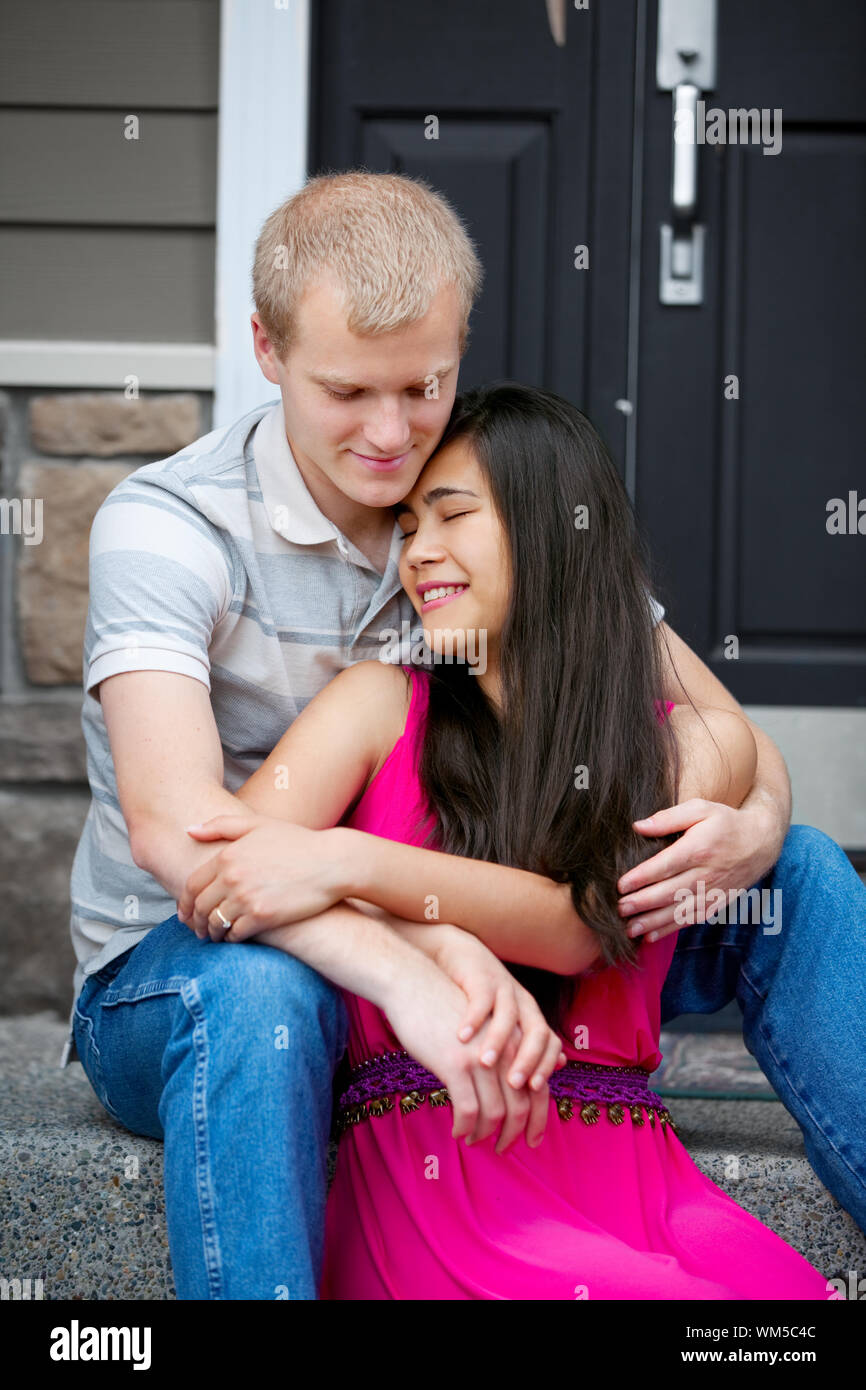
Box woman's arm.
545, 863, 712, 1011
656, 623, 790, 861
215, 660, 763, 975
225, 659, 596, 975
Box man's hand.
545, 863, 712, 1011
177, 812, 349, 939
617, 798, 781, 942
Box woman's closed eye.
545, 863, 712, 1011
398, 511, 470, 541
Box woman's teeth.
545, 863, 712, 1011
424, 585, 466, 602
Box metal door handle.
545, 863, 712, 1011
657, 0, 717, 305
672, 82, 700, 218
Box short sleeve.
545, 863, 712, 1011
84, 477, 233, 697
648, 594, 665, 625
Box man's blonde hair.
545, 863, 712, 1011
252, 170, 483, 359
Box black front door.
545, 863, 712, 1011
310, 0, 865, 705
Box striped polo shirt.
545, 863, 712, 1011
60, 395, 664, 1067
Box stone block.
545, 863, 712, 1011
0, 790, 90, 1015
0, 698, 87, 781
29, 393, 201, 458
16, 460, 133, 684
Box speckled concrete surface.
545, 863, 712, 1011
1, 1013, 174, 1300
672, 1098, 866, 1282
2, 1013, 864, 1300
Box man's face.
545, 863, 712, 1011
252, 273, 462, 510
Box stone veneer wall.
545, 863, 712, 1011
0, 388, 211, 1017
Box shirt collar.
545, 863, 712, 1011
253, 400, 341, 546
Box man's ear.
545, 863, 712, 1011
251, 313, 282, 385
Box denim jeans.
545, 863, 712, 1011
72, 916, 349, 1299
73, 823, 865, 1300
661, 824, 866, 1233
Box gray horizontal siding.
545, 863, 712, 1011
0, 0, 219, 108
0, 112, 217, 225
0, 228, 216, 342
1, 0, 219, 346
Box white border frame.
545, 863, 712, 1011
0, 342, 215, 390
213, 0, 311, 426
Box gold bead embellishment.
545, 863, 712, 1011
399, 1090, 425, 1114
334, 1052, 678, 1139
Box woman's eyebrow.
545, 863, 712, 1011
420, 486, 480, 505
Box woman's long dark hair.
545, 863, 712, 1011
412, 382, 682, 1034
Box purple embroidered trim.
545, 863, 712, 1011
337, 1050, 667, 1114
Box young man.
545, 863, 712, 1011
64, 171, 866, 1300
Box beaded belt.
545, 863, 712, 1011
334, 1050, 677, 1136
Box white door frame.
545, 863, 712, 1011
213, 0, 311, 426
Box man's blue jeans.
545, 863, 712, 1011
72, 824, 866, 1299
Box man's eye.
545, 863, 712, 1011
324, 386, 359, 400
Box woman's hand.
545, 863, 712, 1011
176, 812, 350, 940
379, 919, 565, 1149
377, 949, 558, 1154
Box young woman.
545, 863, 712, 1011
186, 383, 829, 1299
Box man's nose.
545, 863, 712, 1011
364, 398, 412, 454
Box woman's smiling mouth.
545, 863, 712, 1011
418, 583, 469, 612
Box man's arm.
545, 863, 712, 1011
612, 623, 793, 938
656, 622, 791, 857
99, 668, 255, 897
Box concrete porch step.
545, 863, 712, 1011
2, 1013, 864, 1300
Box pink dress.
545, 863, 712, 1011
320, 667, 829, 1300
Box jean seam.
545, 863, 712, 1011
73, 992, 123, 1123
739, 962, 865, 1200
99, 975, 191, 1007
179, 977, 224, 1300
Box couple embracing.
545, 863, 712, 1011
66, 171, 865, 1300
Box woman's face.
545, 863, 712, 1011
396, 437, 511, 668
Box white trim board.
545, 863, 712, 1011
213, 0, 311, 428
743, 706, 866, 850
0, 342, 215, 390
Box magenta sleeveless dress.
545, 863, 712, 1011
319, 667, 829, 1300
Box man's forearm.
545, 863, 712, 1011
132, 785, 250, 903
335, 831, 598, 975
738, 720, 792, 862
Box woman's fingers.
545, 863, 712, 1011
464, 1064, 506, 1147
456, 983, 497, 1043
523, 1074, 553, 1149
476, 987, 518, 1067
447, 1069, 481, 1144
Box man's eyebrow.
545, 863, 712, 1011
310, 363, 457, 389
